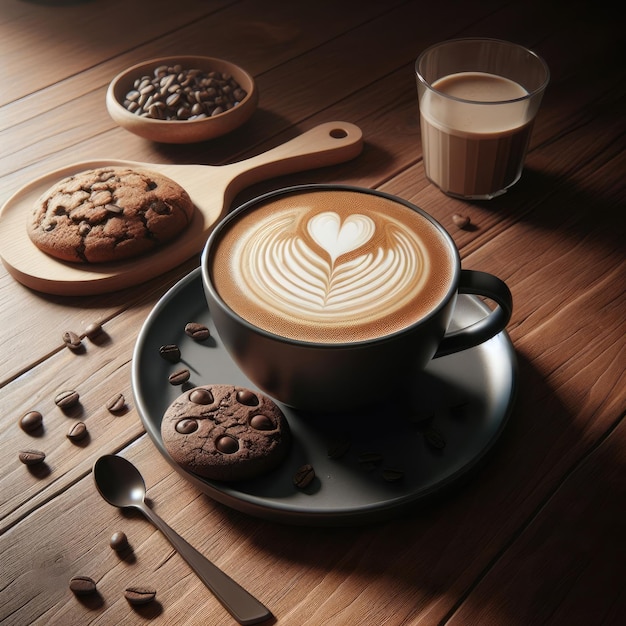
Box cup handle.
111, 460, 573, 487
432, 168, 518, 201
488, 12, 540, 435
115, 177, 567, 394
433, 270, 513, 358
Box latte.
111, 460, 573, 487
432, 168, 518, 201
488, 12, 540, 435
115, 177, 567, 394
209, 188, 455, 344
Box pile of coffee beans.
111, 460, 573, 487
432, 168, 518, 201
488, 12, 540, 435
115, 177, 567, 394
122, 64, 248, 121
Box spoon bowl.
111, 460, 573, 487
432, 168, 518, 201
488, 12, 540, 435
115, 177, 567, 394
93, 455, 272, 625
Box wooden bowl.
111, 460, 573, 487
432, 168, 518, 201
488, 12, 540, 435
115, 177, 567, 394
106, 55, 258, 143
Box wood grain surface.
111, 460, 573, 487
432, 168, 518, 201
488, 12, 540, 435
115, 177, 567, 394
1, 1, 624, 625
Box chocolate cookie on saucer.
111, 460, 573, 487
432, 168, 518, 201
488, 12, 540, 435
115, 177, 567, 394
28, 166, 194, 263
161, 384, 291, 482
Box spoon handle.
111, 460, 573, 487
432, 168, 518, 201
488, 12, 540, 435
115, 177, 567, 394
138, 503, 271, 625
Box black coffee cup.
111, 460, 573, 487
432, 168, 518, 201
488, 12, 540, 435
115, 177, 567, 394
202, 185, 512, 411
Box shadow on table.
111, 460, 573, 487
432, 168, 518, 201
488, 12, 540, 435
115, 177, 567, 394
205, 348, 624, 624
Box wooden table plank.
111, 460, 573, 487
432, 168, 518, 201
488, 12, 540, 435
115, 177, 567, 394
1, 1, 624, 624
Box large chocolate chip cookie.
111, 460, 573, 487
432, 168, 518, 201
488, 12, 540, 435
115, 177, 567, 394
28, 166, 194, 263
161, 385, 291, 482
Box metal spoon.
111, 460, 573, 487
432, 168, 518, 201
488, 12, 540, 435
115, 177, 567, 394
93, 454, 272, 625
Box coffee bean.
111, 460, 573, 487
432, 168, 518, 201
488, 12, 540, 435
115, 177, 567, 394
124, 587, 156, 605
185, 322, 210, 341
382, 468, 405, 482
327, 435, 351, 459
110, 531, 129, 552
168, 368, 190, 385
249, 414, 274, 430
189, 388, 213, 404
452, 213, 471, 229
106, 393, 126, 413
19, 449, 46, 465
293, 464, 315, 488
159, 344, 181, 363
216, 435, 239, 454
236, 389, 259, 406
19, 410, 43, 433
55, 389, 80, 410
63, 330, 82, 351
67, 421, 88, 442
70, 575, 97, 596
84, 322, 103, 340
358, 452, 384, 470
122, 65, 247, 121
423, 426, 446, 450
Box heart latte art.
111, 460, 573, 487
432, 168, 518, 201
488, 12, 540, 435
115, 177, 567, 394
210, 190, 454, 343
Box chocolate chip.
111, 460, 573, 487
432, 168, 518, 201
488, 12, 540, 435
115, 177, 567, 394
176, 418, 198, 434
110, 531, 129, 552
62, 331, 82, 351
189, 388, 213, 404
215, 435, 239, 454
159, 344, 181, 363
55, 389, 80, 410
452, 213, 471, 229
124, 587, 156, 605
70, 576, 97, 596
293, 464, 315, 488
19, 449, 46, 465
184, 322, 210, 341
168, 368, 190, 385
236, 389, 259, 406
19, 410, 43, 433
67, 421, 88, 442
249, 414, 274, 430
106, 393, 126, 413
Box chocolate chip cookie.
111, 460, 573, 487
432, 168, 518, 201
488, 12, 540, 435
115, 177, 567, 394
161, 385, 291, 482
28, 166, 194, 263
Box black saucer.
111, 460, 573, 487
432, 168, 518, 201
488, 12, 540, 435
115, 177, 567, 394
132, 268, 516, 525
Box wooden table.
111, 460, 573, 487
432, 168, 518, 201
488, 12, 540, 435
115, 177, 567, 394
1, 1, 624, 624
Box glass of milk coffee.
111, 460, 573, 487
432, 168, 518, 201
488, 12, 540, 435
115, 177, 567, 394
416, 38, 549, 199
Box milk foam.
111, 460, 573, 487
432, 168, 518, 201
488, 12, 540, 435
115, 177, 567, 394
238, 209, 428, 322
211, 190, 454, 343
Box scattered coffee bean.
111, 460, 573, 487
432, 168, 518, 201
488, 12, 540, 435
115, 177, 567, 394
452, 213, 471, 230
168, 368, 190, 385
122, 64, 247, 121
106, 393, 126, 413
382, 468, 405, 483
67, 421, 88, 442
84, 322, 103, 340
293, 464, 315, 488
423, 426, 446, 450
216, 435, 239, 454
358, 452, 384, 470
124, 586, 156, 605
55, 389, 80, 410
62, 330, 82, 351
327, 435, 351, 459
450, 401, 469, 417
69, 575, 97, 596
185, 322, 210, 341
110, 531, 129, 552
159, 344, 181, 363
19, 449, 46, 465
19, 410, 43, 433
